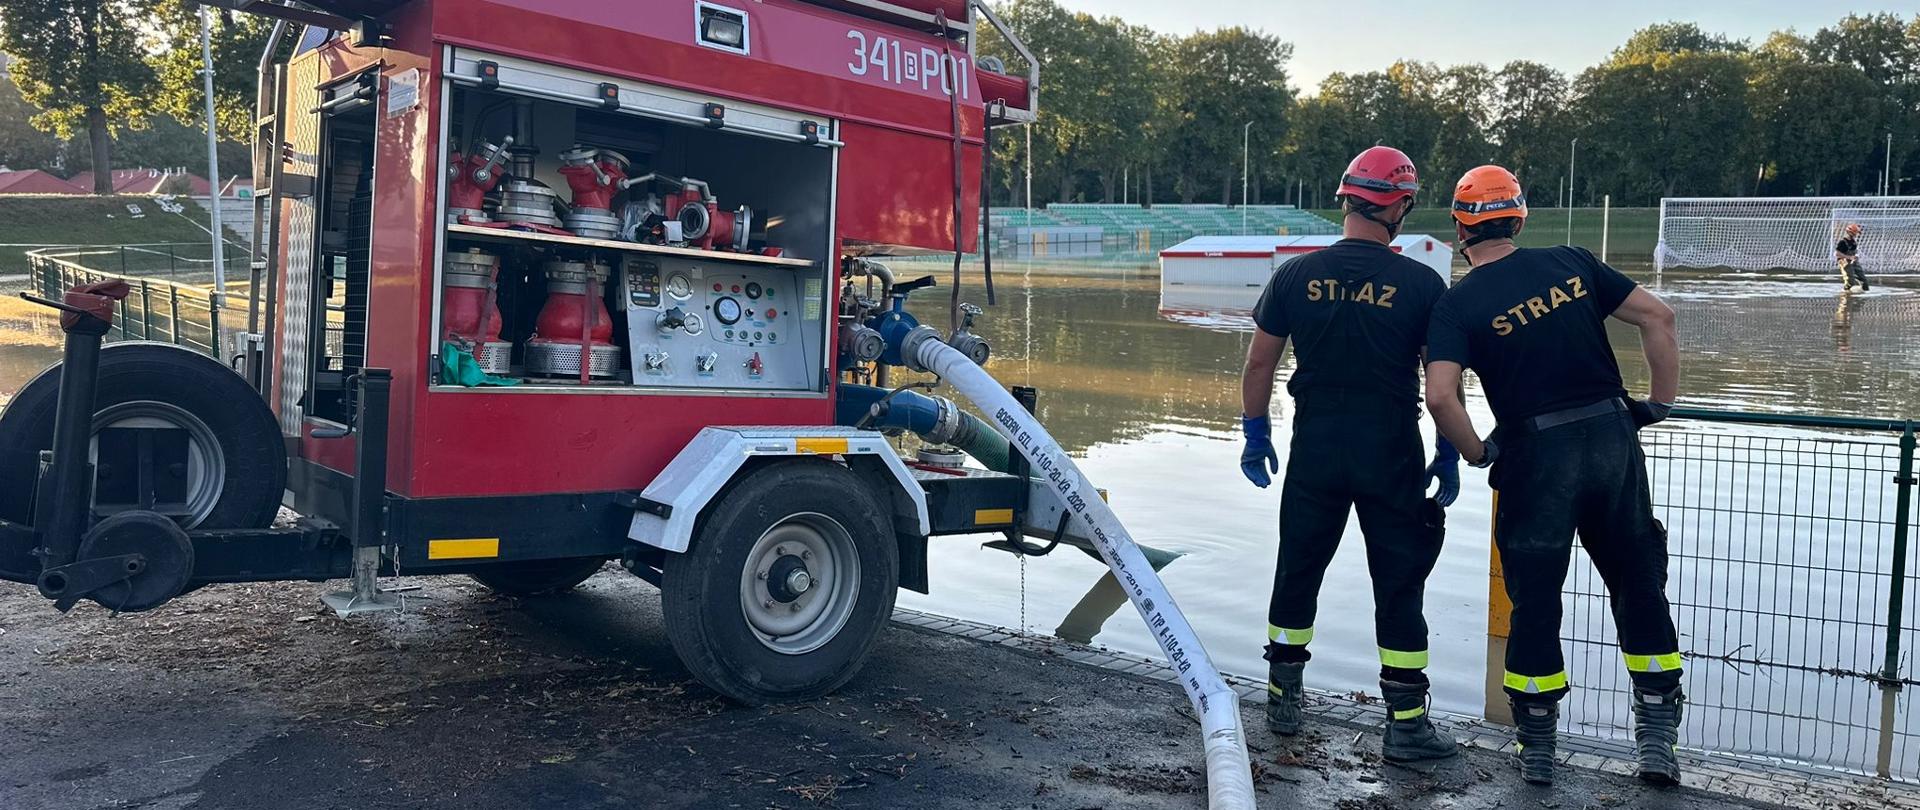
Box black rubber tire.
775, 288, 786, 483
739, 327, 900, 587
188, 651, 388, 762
661, 459, 898, 705
0, 342, 286, 529
468, 557, 609, 596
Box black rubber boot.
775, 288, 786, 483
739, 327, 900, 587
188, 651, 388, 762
1266, 661, 1305, 736
1379, 679, 1459, 761
1632, 686, 1685, 786
1511, 700, 1558, 786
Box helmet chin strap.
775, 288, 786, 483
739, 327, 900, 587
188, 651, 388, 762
1355, 201, 1408, 238
1460, 232, 1511, 267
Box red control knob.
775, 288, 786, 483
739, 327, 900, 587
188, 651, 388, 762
765, 308, 777, 320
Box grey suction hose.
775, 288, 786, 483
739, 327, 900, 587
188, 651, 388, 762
902, 329, 1257, 809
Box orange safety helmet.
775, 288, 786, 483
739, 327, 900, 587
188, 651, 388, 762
1452, 165, 1528, 226
1845, 223, 1864, 236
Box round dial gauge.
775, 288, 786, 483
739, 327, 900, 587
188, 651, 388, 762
745, 282, 763, 299
682, 313, 705, 336
714, 296, 744, 325
665, 274, 692, 300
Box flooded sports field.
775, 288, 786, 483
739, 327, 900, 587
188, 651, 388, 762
4, 254, 1919, 775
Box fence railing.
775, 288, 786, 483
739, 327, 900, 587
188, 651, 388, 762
1492, 408, 1919, 780
27, 247, 245, 361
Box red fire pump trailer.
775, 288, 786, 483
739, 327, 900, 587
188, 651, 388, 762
0, 0, 1049, 704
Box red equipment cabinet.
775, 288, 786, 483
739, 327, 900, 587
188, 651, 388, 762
258, 0, 1036, 500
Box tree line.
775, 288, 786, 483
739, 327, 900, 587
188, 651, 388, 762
0, 0, 270, 192
979, 2, 1920, 209
2, 2, 1914, 206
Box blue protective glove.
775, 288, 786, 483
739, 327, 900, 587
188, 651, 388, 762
1425, 435, 1461, 507
1240, 414, 1280, 488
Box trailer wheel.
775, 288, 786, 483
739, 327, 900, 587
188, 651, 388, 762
662, 459, 898, 704
468, 557, 608, 597
0, 342, 286, 530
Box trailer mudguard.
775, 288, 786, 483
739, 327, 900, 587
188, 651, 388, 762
628, 426, 930, 553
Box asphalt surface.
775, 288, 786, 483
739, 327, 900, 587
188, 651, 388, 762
0, 569, 1787, 809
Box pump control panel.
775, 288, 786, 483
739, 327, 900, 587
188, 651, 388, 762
622, 255, 821, 391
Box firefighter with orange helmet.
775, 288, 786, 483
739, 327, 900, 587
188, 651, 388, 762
1424, 165, 1686, 787
1238, 145, 1459, 763
1837, 222, 1870, 292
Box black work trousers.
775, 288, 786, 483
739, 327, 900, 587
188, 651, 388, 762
1266, 395, 1443, 675
1491, 408, 1683, 704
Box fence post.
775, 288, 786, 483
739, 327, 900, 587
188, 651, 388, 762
140, 281, 153, 340
1877, 423, 1916, 779
1484, 491, 1515, 725
169, 288, 183, 345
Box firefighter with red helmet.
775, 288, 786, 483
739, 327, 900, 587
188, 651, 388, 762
1424, 165, 1685, 787
1238, 145, 1459, 762
1837, 222, 1870, 292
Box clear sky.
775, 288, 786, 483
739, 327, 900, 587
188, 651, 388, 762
1052, 1, 1919, 90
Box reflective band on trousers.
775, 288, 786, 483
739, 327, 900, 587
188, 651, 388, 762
1378, 647, 1429, 669
1503, 670, 1570, 693
1269, 625, 1314, 645
1623, 651, 1684, 673
1392, 706, 1426, 721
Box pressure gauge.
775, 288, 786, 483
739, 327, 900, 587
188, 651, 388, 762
682, 313, 706, 336
714, 296, 744, 325
666, 273, 692, 300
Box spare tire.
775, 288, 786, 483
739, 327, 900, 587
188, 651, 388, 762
0, 342, 286, 529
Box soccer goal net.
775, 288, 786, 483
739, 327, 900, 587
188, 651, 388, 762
1655, 196, 1920, 273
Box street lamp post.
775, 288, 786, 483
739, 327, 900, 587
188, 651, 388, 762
1566, 138, 1579, 246
200, 5, 226, 300
1886, 133, 1894, 196
1242, 121, 1252, 235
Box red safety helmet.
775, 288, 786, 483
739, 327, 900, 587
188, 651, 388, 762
1337, 146, 1420, 207
1845, 223, 1863, 236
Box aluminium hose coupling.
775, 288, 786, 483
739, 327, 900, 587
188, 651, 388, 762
901, 325, 947, 374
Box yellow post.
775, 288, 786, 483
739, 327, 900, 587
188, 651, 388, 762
1484, 491, 1514, 725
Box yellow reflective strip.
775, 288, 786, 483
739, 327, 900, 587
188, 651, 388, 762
1267, 682, 1286, 697
1268, 625, 1314, 645
428, 538, 500, 560
973, 508, 1015, 526
1379, 647, 1430, 669
1624, 651, 1684, 673
1503, 670, 1569, 693
795, 437, 849, 455
1392, 706, 1426, 721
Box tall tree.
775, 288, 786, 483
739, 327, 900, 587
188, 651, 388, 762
1, 0, 159, 193
149, 3, 282, 142
1576, 27, 1754, 201
1491, 61, 1571, 199
1750, 48, 1882, 194
1806, 13, 1920, 193
1161, 27, 1292, 204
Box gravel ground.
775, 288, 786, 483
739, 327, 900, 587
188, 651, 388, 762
0, 569, 1786, 809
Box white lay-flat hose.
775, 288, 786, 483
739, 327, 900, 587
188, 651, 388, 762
913, 335, 1258, 810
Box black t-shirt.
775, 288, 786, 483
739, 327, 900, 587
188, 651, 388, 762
1425, 246, 1637, 424
1837, 238, 1858, 256
1252, 239, 1448, 404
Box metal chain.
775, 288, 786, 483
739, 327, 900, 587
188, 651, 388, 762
1017, 553, 1027, 636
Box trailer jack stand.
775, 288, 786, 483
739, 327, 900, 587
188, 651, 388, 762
322, 546, 402, 616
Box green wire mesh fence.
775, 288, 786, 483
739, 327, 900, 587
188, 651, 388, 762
1561, 410, 1917, 779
